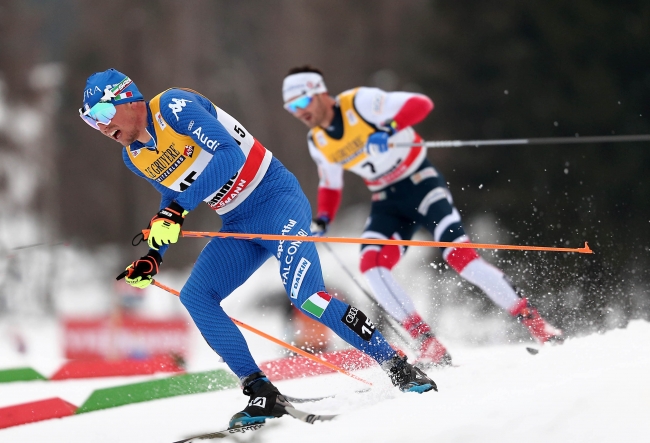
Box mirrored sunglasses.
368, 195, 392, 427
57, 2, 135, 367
79, 101, 116, 130
284, 94, 313, 113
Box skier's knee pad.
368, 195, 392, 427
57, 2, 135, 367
444, 246, 480, 273
359, 243, 402, 273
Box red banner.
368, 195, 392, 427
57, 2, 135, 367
62, 316, 190, 360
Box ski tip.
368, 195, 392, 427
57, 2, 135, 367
526, 347, 540, 355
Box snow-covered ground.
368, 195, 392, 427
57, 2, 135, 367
2, 315, 649, 442
1, 207, 648, 442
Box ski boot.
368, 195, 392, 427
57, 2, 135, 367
382, 354, 437, 393
510, 298, 563, 344
229, 372, 293, 428
415, 332, 453, 367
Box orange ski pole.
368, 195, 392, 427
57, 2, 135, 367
151, 280, 373, 386
142, 229, 593, 254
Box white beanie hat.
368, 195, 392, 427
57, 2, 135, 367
282, 72, 328, 102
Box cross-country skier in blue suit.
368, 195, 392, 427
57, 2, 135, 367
79, 69, 437, 428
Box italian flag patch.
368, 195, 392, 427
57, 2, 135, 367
301, 291, 332, 318
115, 91, 133, 101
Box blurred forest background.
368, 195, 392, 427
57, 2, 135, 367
0, 0, 648, 337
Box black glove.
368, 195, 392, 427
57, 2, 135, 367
116, 251, 162, 289
310, 216, 330, 236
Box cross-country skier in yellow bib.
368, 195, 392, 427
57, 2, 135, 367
282, 66, 563, 366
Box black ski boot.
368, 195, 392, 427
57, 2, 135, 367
229, 372, 293, 428
382, 354, 438, 393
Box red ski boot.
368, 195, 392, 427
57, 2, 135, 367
415, 333, 453, 367
402, 313, 453, 366
509, 298, 563, 344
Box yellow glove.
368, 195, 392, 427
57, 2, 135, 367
116, 251, 162, 289
148, 202, 188, 250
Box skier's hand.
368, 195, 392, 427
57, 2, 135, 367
310, 216, 330, 237
365, 120, 398, 156
116, 251, 162, 289
148, 201, 188, 250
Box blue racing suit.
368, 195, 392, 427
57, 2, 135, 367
122, 88, 395, 379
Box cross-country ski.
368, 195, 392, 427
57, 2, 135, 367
173, 405, 338, 442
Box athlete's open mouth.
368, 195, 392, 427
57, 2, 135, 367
111, 129, 121, 140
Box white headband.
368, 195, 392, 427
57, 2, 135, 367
282, 72, 328, 102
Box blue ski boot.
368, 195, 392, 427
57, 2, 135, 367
229, 372, 293, 428
382, 354, 437, 393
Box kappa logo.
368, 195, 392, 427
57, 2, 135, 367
188, 120, 194, 131
248, 397, 267, 408
168, 98, 192, 121
132, 149, 141, 158
155, 112, 167, 130
183, 145, 194, 158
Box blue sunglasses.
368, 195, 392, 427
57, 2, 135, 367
284, 94, 314, 113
